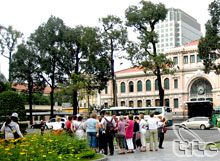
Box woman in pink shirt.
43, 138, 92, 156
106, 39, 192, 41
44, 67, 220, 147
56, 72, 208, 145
125, 115, 134, 153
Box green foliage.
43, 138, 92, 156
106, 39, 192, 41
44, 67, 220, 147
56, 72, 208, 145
217, 121, 220, 128
198, 0, 220, 74
30, 15, 67, 117
32, 93, 50, 105
99, 15, 127, 106
0, 132, 97, 161
0, 91, 26, 121
0, 82, 11, 93
0, 25, 23, 82
125, 0, 173, 106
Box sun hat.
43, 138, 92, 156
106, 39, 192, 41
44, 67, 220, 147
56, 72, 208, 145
11, 112, 19, 118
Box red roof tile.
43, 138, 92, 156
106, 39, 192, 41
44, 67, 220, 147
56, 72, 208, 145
183, 40, 199, 47
12, 84, 52, 93
115, 67, 144, 74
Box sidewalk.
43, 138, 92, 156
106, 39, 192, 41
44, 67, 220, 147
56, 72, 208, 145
106, 141, 220, 161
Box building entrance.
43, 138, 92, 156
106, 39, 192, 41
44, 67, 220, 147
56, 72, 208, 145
186, 101, 213, 118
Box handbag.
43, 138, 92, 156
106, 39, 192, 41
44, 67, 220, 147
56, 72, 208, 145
162, 127, 167, 133
7, 125, 20, 139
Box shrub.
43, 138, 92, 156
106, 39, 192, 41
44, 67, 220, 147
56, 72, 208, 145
0, 132, 96, 161
217, 120, 220, 128
0, 91, 27, 122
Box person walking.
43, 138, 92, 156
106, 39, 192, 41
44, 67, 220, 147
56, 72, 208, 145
1, 113, 24, 141
125, 115, 134, 153
117, 117, 129, 154
40, 120, 46, 136
139, 114, 147, 152
101, 111, 116, 155
85, 113, 99, 151
147, 113, 162, 151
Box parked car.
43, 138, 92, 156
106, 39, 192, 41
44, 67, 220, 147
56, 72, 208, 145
46, 117, 66, 129
180, 117, 212, 130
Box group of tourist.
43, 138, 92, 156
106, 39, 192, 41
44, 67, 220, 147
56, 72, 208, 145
63, 111, 167, 155
1, 112, 167, 156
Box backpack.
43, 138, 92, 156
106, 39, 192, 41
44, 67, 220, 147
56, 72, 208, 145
104, 117, 114, 134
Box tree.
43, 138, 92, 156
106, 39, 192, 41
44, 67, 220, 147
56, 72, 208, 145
0, 25, 22, 82
0, 91, 26, 122
30, 16, 66, 118
60, 26, 111, 114
0, 72, 7, 83
10, 42, 45, 124
125, 0, 175, 106
198, 0, 220, 74
99, 15, 128, 106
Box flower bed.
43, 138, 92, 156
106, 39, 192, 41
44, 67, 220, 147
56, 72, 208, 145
0, 132, 97, 161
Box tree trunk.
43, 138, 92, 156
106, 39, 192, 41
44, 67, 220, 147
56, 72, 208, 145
8, 52, 12, 83
73, 90, 78, 115
111, 39, 117, 106
72, 49, 79, 115
28, 82, 33, 125
156, 66, 164, 106
50, 87, 54, 118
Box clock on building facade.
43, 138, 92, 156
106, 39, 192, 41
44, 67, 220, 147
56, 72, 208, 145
190, 78, 212, 97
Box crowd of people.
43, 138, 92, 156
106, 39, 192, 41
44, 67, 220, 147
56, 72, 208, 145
60, 111, 168, 155
1, 112, 167, 156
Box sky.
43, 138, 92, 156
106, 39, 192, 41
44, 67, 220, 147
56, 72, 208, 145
0, 0, 213, 79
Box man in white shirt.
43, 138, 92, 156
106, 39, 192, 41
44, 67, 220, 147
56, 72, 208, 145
147, 113, 162, 151
101, 111, 116, 155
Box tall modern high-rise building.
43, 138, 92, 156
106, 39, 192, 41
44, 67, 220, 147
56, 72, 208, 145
155, 8, 202, 53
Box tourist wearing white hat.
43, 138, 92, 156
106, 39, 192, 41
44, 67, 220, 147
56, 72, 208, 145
0, 113, 24, 140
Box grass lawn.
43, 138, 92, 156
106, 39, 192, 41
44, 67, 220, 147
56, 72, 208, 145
80, 154, 104, 161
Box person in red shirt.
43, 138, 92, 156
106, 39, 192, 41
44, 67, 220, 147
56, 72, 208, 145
65, 115, 73, 135
112, 115, 119, 148
125, 115, 134, 153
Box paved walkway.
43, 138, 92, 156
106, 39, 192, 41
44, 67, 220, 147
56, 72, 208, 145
106, 141, 220, 161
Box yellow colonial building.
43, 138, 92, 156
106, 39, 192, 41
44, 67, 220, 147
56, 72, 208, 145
100, 40, 220, 119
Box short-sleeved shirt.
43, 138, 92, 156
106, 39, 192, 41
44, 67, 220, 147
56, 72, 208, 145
118, 121, 129, 136
86, 118, 98, 132
147, 117, 161, 130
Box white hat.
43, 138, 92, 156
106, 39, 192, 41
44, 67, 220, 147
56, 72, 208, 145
11, 113, 19, 118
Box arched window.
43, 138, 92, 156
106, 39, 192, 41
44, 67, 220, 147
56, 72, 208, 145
164, 78, 169, 90
129, 81, 134, 92
121, 101, 125, 106
155, 79, 159, 90
146, 80, 151, 91
137, 100, 142, 107
121, 82, 125, 93
137, 80, 142, 92
129, 101, 134, 107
